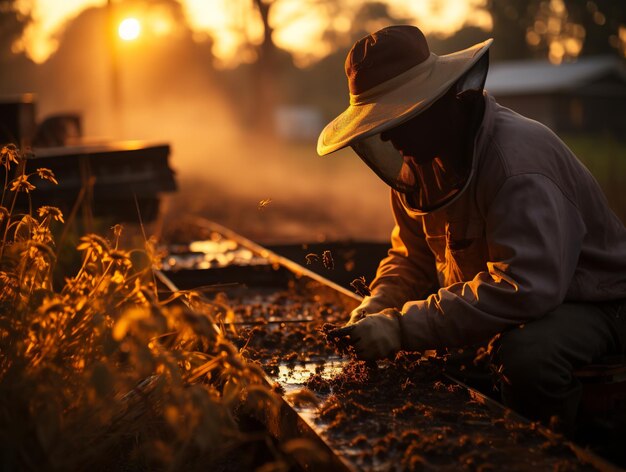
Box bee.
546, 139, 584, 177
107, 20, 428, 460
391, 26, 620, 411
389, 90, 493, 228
322, 250, 334, 270
350, 276, 371, 297
305, 253, 319, 265
258, 198, 272, 210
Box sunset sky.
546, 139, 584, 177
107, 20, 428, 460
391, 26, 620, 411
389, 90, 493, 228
16, 0, 492, 66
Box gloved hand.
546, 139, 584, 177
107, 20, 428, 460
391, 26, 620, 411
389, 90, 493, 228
347, 296, 389, 325
328, 308, 402, 361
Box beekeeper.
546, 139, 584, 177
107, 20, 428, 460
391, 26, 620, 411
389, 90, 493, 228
321, 25, 626, 428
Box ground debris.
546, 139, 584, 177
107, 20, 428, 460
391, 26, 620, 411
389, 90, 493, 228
349, 276, 371, 297
214, 283, 596, 472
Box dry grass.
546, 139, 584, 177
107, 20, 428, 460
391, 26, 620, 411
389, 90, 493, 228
0, 144, 278, 471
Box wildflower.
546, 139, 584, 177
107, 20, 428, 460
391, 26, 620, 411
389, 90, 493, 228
113, 306, 150, 340
111, 224, 123, 238
22, 241, 54, 273
77, 234, 110, 256
10, 174, 36, 193
0, 271, 18, 298
145, 236, 165, 269
14, 215, 37, 241
105, 249, 132, 269
0, 206, 8, 224
30, 250, 49, 272
27, 241, 56, 262
38, 206, 64, 223
110, 270, 125, 284
32, 225, 53, 244
0, 144, 19, 170
36, 168, 58, 185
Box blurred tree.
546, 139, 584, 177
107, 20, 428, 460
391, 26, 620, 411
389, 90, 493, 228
0, 0, 37, 96
486, 0, 625, 63
428, 26, 493, 56
547, 1, 626, 58
236, 0, 411, 132
307, 2, 407, 110
249, 0, 280, 133
347, 1, 409, 43
0, 0, 30, 61
486, 0, 535, 60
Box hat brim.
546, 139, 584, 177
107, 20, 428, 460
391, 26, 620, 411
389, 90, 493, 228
317, 38, 493, 156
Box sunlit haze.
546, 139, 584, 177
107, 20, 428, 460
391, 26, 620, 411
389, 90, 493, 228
18, 0, 491, 65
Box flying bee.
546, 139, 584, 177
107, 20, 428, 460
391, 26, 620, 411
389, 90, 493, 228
258, 198, 272, 210
322, 250, 334, 270
305, 253, 319, 265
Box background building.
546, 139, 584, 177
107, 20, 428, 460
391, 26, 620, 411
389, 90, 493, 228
486, 56, 626, 137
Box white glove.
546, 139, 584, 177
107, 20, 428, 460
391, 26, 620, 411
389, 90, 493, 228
347, 296, 389, 325
329, 308, 402, 361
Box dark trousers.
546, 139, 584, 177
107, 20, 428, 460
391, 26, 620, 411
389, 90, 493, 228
492, 299, 626, 431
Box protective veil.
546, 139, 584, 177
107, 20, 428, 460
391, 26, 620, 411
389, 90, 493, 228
350, 53, 489, 214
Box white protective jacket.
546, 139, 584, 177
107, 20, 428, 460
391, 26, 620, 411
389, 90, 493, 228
367, 93, 626, 351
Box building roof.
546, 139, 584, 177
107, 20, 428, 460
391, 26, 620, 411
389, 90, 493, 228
485, 55, 626, 95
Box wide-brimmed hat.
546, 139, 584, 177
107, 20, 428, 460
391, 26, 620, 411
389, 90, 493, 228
317, 25, 493, 156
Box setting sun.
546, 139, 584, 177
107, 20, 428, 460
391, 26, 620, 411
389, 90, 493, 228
118, 17, 141, 41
